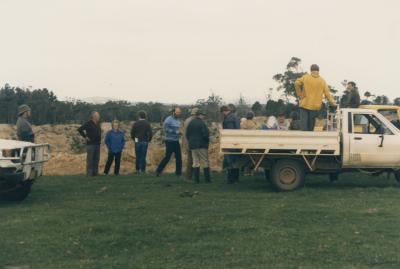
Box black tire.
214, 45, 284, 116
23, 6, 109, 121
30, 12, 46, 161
0, 181, 32, 201
329, 173, 339, 183
270, 159, 305, 191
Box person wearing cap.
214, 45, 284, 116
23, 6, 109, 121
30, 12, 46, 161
78, 111, 102, 176
156, 107, 183, 177
182, 108, 199, 180
185, 109, 211, 183
16, 104, 34, 142
104, 120, 125, 176
221, 104, 241, 184
294, 64, 337, 131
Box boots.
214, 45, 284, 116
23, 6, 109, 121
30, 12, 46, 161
193, 167, 200, 183
204, 168, 211, 183
233, 168, 240, 183
227, 168, 239, 184
227, 169, 234, 184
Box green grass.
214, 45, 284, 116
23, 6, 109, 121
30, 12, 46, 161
1, 173, 400, 269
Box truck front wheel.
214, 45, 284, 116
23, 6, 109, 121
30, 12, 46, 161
271, 159, 305, 191
0, 180, 32, 201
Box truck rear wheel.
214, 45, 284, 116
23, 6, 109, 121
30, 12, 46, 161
271, 159, 305, 191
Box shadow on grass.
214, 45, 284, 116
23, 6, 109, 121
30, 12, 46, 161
305, 173, 400, 190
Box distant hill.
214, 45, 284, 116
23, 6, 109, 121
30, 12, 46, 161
81, 96, 122, 104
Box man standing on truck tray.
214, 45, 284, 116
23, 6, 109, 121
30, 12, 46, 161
340, 81, 360, 108
156, 107, 182, 177
294, 64, 337, 131
221, 104, 241, 184
78, 111, 102, 177
131, 111, 153, 174
182, 108, 199, 181
186, 109, 211, 183
16, 104, 34, 142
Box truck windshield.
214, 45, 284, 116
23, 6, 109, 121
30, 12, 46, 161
378, 109, 400, 129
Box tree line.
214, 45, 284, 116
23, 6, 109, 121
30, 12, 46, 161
0, 57, 398, 125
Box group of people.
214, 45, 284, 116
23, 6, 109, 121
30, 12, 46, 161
240, 111, 300, 131
154, 107, 212, 183
14, 63, 362, 184
77, 110, 153, 177
294, 64, 360, 131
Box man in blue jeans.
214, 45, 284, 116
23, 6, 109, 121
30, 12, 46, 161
131, 111, 153, 174
156, 107, 182, 177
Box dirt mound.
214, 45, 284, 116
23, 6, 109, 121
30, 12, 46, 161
0, 122, 223, 176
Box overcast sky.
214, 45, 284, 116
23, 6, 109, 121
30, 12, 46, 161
0, 0, 399, 104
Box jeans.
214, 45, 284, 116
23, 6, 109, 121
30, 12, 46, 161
135, 141, 149, 172
156, 140, 182, 176
86, 145, 100, 176
104, 151, 122, 175
300, 108, 319, 131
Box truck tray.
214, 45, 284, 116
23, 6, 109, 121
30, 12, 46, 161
220, 130, 340, 156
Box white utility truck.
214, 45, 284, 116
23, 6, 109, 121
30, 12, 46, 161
220, 108, 400, 191
0, 139, 50, 201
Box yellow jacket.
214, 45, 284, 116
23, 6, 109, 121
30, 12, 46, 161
294, 71, 336, 110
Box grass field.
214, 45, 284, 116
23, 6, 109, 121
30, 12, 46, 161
1, 172, 400, 269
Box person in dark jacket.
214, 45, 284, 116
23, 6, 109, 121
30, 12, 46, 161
156, 107, 182, 177
16, 104, 34, 142
131, 111, 153, 174
221, 104, 240, 184
289, 111, 301, 130
186, 110, 210, 183
340, 81, 360, 108
78, 111, 102, 176
104, 120, 125, 176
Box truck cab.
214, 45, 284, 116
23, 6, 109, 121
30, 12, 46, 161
220, 108, 400, 191
0, 140, 50, 201
342, 108, 400, 168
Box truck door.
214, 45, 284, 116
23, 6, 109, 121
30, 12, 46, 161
349, 112, 400, 167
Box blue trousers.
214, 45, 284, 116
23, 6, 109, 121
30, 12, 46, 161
135, 141, 149, 172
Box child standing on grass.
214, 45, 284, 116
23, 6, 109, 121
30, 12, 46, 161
104, 120, 125, 176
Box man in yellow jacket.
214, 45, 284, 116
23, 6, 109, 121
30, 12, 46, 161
294, 64, 337, 131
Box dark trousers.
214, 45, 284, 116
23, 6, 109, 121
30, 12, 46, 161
135, 141, 149, 172
104, 152, 122, 175
300, 108, 319, 131
86, 145, 100, 176
156, 140, 182, 176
